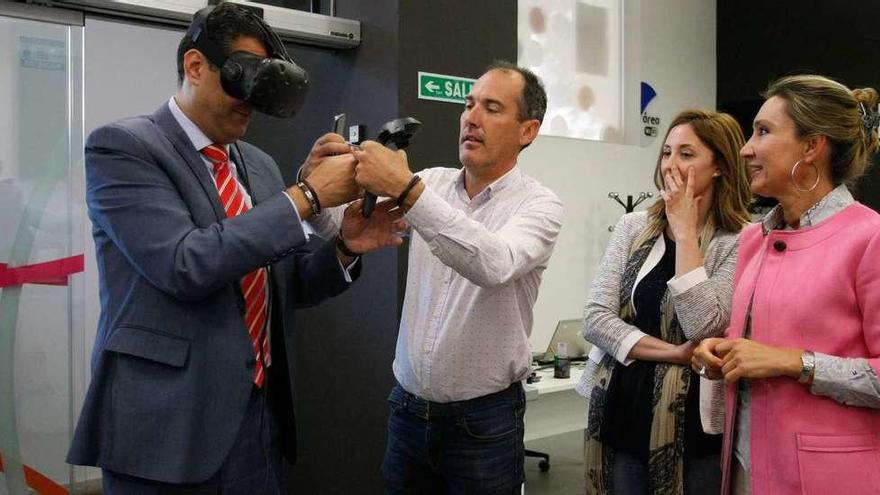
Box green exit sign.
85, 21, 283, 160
418, 71, 476, 104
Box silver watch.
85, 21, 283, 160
798, 350, 816, 384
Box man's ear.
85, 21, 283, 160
182, 48, 207, 86
519, 119, 541, 148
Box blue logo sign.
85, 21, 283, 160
640, 82, 660, 140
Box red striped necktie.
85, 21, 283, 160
201, 143, 270, 387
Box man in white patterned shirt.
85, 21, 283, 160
350, 61, 563, 493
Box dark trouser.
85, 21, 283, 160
612, 450, 721, 495
382, 381, 526, 495
102, 387, 284, 495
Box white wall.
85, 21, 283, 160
520, 0, 717, 352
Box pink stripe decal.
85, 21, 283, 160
0, 254, 84, 288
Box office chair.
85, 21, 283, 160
525, 449, 550, 472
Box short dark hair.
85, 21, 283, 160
176, 2, 268, 86
485, 60, 547, 124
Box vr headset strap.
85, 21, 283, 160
187, 3, 291, 66
187, 7, 227, 67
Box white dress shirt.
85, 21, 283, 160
393, 166, 563, 402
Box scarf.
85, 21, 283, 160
584, 235, 693, 495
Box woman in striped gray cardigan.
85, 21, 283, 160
576, 110, 752, 495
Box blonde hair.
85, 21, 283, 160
633, 109, 752, 251
763, 75, 880, 186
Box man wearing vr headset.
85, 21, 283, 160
66, 2, 402, 492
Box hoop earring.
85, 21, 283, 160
790, 159, 820, 193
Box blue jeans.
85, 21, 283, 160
382, 381, 526, 494
612, 450, 721, 495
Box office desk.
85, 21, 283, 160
523, 365, 585, 442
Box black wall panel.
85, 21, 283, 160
398, 1, 518, 175
245, 1, 402, 492
717, 0, 880, 209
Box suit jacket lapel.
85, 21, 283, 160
152, 105, 226, 221
229, 143, 273, 206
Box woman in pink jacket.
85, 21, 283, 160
693, 74, 880, 495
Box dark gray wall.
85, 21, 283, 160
244, 1, 516, 492
245, 1, 403, 493
398, 1, 518, 174
717, 0, 880, 209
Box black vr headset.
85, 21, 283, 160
186, 3, 309, 118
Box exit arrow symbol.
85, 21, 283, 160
425, 81, 440, 92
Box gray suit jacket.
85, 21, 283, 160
66, 104, 357, 483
